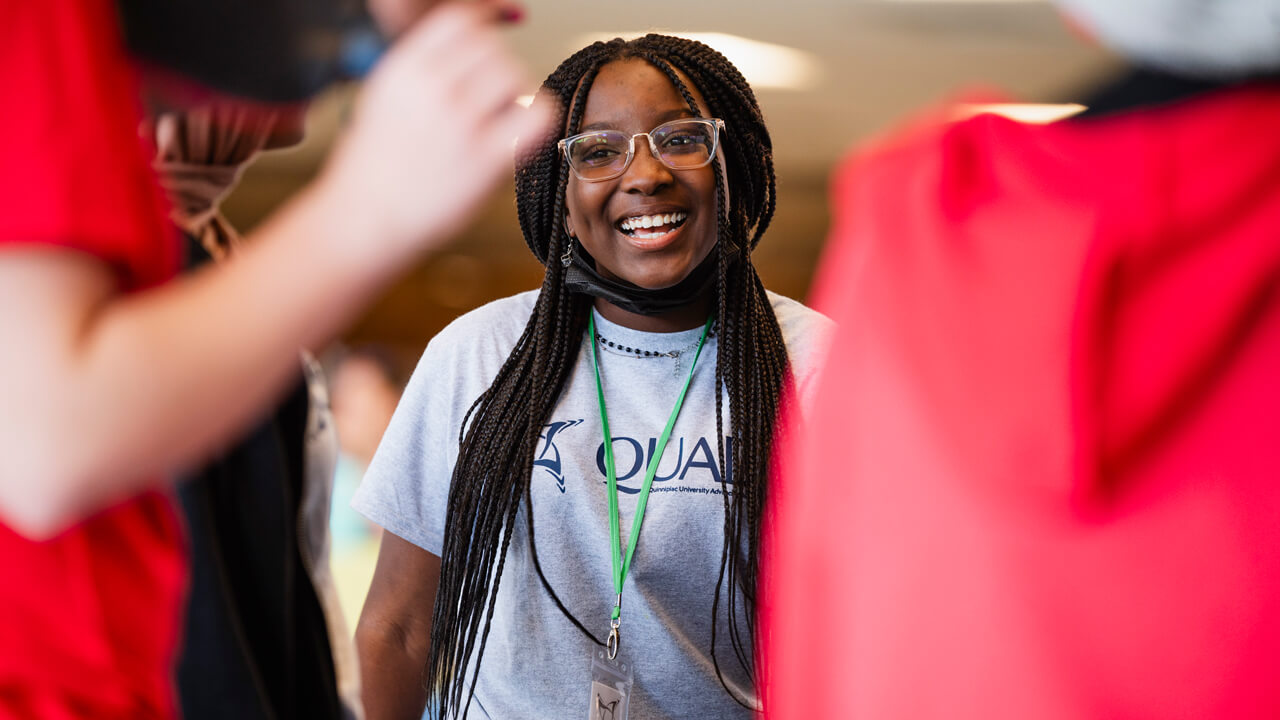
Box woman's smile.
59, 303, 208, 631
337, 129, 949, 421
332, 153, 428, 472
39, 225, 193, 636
614, 208, 690, 248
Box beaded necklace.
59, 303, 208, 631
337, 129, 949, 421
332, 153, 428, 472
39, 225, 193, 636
592, 322, 716, 376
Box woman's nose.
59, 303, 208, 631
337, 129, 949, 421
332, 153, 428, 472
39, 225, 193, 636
619, 136, 674, 193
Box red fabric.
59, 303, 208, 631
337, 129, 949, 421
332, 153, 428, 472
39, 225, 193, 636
0, 0, 186, 717
764, 87, 1280, 718
0, 0, 178, 289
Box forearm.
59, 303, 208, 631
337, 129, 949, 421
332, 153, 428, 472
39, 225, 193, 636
356, 535, 442, 720
0, 178, 422, 536
81, 177, 416, 465
356, 616, 433, 720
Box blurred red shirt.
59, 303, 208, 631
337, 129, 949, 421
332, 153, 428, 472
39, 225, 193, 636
0, 0, 185, 717
764, 84, 1280, 718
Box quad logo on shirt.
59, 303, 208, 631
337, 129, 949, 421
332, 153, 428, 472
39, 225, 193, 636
533, 418, 586, 493
537, 419, 736, 496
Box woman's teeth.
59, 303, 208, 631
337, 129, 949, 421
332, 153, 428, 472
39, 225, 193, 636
618, 212, 688, 237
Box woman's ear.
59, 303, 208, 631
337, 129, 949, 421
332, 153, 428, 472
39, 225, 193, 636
563, 210, 576, 239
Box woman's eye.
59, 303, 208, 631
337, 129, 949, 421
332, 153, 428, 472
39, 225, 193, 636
581, 147, 620, 163
661, 133, 706, 151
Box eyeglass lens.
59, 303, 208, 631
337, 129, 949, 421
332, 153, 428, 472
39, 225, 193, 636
566, 120, 715, 180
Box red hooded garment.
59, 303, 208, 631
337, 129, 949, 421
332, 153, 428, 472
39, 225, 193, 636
0, 0, 185, 717
764, 83, 1280, 718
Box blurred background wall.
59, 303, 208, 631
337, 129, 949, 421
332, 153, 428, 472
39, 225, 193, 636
223, 0, 1120, 370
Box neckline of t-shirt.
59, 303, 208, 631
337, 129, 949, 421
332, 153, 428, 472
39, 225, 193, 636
589, 307, 712, 354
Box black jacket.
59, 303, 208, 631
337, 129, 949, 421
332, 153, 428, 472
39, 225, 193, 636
174, 236, 344, 720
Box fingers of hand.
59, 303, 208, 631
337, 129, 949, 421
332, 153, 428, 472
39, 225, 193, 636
483, 98, 554, 168
394, 2, 499, 61
387, 5, 527, 113
367, 0, 524, 38
448, 46, 529, 119
472, 0, 526, 25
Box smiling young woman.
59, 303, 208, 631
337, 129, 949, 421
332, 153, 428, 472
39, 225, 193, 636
352, 35, 833, 720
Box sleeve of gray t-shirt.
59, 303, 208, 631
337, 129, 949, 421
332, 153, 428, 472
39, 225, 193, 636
767, 291, 837, 414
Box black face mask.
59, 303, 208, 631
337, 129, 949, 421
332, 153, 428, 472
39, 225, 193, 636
117, 0, 384, 103
564, 243, 734, 316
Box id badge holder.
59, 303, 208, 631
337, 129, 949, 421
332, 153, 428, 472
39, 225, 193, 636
587, 648, 633, 720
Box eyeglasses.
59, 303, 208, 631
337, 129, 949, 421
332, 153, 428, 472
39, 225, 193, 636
557, 118, 726, 182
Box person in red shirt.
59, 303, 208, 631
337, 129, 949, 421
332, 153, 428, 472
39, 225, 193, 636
763, 1, 1280, 717
0, 0, 548, 716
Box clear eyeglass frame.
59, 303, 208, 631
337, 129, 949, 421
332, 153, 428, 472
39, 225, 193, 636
557, 117, 726, 183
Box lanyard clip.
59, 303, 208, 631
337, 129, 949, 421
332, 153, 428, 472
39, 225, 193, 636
607, 625, 620, 660
607, 594, 622, 659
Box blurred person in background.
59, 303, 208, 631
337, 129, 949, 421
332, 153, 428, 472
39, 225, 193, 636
331, 345, 406, 486
328, 344, 406, 626
764, 0, 1280, 717
0, 0, 548, 717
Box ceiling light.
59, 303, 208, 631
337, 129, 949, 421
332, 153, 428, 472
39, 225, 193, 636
878, 0, 1045, 3
572, 32, 821, 91
955, 103, 1086, 123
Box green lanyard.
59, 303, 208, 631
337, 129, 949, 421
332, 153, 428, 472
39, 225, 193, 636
588, 312, 713, 660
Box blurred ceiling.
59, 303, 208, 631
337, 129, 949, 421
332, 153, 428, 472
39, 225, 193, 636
223, 0, 1120, 364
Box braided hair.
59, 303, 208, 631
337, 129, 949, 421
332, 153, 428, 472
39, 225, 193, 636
427, 34, 790, 718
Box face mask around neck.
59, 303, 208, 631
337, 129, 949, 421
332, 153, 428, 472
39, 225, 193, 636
563, 243, 733, 316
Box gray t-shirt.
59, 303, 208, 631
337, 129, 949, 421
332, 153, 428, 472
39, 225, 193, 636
353, 290, 833, 719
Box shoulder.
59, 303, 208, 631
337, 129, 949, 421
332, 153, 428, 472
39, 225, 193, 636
423, 290, 539, 362
767, 291, 835, 350
765, 291, 836, 412
765, 291, 835, 384
406, 290, 541, 405
831, 99, 1047, 207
